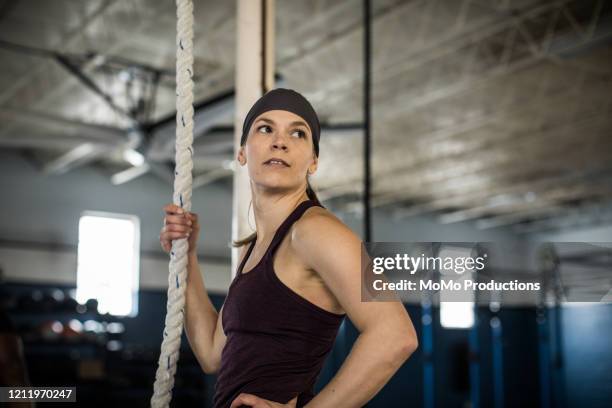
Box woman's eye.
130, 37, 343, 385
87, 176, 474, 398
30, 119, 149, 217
257, 125, 272, 133
257, 125, 305, 138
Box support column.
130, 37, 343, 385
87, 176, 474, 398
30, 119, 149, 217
232, 0, 275, 278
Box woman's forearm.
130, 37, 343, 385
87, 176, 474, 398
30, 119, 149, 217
304, 329, 417, 408
182, 252, 220, 372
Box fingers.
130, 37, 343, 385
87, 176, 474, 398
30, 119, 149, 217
160, 227, 192, 243
161, 204, 199, 253
161, 231, 190, 241
159, 225, 192, 253
159, 234, 188, 253
163, 204, 197, 216
163, 203, 185, 215
162, 204, 198, 226
164, 214, 193, 226
160, 239, 172, 253
163, 223, 192, 234
230, 393, 259, 408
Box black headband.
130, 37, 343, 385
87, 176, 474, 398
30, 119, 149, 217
240, 88, 321, 156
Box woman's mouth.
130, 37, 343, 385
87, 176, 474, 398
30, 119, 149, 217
263, 158, 290, 168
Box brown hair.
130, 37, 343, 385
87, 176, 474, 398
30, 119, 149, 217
231, 178, 322, 248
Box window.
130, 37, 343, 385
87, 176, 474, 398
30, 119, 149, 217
440, 301, 474, 329
439, 246, 475, 329
77, 212, 140, 317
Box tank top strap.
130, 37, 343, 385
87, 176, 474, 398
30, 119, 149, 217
264, 199, 321, 261
237, 238, 257, 275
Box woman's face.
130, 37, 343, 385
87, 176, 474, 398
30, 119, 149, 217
238, 109, 318, 195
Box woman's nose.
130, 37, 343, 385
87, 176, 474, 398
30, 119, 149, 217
271, 133, 289, 150
272, 141, 288, 151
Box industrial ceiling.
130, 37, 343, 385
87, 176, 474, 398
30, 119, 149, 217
0, 0, 611, 233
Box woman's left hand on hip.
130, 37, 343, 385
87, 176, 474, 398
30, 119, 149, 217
230, 393, 298, 408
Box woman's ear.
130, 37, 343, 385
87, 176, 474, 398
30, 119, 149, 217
308, 155, 318, 175
237, 146, 246, 165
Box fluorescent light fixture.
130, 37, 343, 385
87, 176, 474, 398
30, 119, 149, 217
123, 149, 145, 167
77, 212, 140, 317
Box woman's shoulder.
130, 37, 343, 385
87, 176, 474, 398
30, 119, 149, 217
290, 204, 362, 277
300, 204, 341, 226
291, 205, 357, 245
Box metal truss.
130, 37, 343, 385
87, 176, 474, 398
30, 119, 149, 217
322, 0, 611, 228
323, 73, 612, 207
377, 0, 608, 120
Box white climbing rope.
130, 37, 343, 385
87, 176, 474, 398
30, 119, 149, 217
151, 0, 194, 406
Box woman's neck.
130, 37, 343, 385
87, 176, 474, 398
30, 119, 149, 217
251, 190, 309, 243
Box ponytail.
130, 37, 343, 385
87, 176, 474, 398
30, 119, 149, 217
231, 231, 257, 248
305, 177, 322, 206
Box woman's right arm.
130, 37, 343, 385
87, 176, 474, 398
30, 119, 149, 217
160, 204, 245, 374
183, 251, 225, 374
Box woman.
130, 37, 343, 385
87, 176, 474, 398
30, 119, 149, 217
160, 88, 418, 408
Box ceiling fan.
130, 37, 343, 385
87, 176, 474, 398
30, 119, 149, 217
0, 39, 239, 188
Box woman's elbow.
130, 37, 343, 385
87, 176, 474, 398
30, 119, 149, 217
195, 351, 220, 374
396, 334, 418, 361
404, 337, 419, 356
379, 335, 417, 371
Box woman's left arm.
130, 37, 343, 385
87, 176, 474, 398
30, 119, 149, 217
292, 213, 419, 408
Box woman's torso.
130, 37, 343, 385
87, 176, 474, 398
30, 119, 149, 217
240, 206, 344, 316
213, 199, 346, 408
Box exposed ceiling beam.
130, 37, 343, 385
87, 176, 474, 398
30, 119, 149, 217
0, 134, 107, 151
443, 183, 612, 226
192, 168, 234, 190
476, 187, 612, 230
278, 0, 418, 68
378, 2, 612, 121
393, 164, 612, 219
146, 89, 236, 160
0, 107, 126, 145
323, 105, 612, 210
383, 114, 611, 200
0, 0, 160, 140
311, 0, 550, 108
0, 0, 115, 106
371, 81, 608, 189
54, 53, 134, 123
110, 163, 151, 185
318, 41, 612, 205
514, 201, 612, 233
42, 143, 112, 175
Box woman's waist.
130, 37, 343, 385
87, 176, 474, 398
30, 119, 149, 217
214, 371, 317, 408
217, 348, 326, 381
